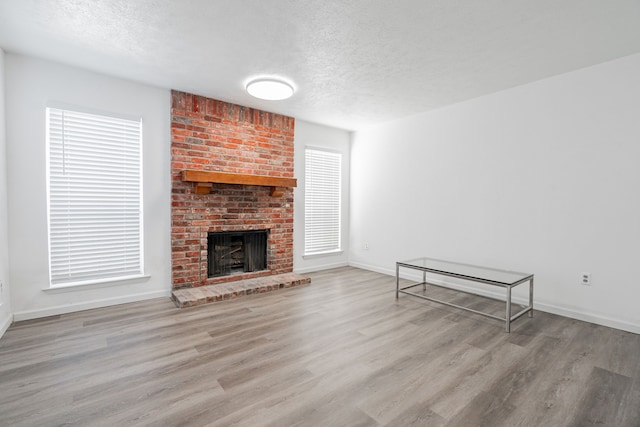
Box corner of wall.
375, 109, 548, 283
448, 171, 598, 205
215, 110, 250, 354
0, 309, 12, 338
0, 47, 14, 339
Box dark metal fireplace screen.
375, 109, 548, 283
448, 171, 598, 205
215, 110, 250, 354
208, 230, 268, 277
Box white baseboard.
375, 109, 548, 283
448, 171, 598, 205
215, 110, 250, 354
349, 261, 640, 335
530, 301, 640, 335
294, 261, 349, 274
0, 311, 13, 339
12, 290, 171, 322
348, 261, 394, 277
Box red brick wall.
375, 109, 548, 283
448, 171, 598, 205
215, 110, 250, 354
171, 90, 295, 289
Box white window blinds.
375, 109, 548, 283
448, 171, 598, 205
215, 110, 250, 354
304, 148, 341, 255
47, 107, 143, 286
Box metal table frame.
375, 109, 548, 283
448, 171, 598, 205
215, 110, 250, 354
396, 258, 534, 332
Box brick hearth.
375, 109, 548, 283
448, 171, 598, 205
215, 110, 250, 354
171, 273, 311, 308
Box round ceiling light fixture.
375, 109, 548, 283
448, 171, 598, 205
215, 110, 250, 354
246, 78, 294, 101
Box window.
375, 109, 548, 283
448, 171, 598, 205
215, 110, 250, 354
304, 148, 341, 255
46, 107, 143, 286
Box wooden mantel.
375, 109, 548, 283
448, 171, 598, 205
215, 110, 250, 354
181, 170, 297, 196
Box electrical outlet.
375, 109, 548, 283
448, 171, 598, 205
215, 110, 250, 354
580, 272, 591, 286
364, 242, 370, 250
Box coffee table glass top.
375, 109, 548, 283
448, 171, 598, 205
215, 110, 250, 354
397, 257, 533, 286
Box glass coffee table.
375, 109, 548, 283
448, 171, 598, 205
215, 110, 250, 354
396, 257, 534, 332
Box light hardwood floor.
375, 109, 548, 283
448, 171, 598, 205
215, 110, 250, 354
1, 267, 639, 426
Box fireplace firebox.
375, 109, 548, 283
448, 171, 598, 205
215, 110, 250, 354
208, 230, 268, 278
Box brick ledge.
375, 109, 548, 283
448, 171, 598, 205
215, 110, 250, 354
171, 273, 311, 308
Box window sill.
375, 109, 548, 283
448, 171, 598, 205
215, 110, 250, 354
303, 250, 344, 260
42, 274, 151, 293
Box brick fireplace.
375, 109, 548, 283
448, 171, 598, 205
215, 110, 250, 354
171, 90, 295, 290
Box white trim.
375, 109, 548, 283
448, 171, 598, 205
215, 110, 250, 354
305, 145, 343, 155
349, 261, 640, 335
12, 290, 170, 322
43, 274, 151, 293
294, 261, 349, 274
348, 260, 394, 277
302, 250, 344, 259
46, 101, 142, 123
530, 301, 640, 335
0, 312, 13, 339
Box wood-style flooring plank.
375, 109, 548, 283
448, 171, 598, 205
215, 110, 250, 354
569, 366, 633, 427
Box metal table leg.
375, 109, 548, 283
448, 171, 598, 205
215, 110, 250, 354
506, 285, 512, 333
528, 277, 534, 318
396, 263, 399, 299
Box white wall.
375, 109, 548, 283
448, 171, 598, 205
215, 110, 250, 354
5, 54, 172, 321
350, 53, 640, 334
293, 120, 351, 273
0, 48, 12, 336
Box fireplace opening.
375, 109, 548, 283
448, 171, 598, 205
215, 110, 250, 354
208, 230, 268, 278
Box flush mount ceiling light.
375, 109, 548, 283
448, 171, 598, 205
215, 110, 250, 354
246, 78, 294, 101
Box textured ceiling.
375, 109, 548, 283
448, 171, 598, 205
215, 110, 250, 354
1, 0, 640, 130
